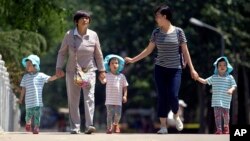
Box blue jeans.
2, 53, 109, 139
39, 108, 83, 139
154, 65, 182, 117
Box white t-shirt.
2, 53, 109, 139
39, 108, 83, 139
105, 72, 128, 106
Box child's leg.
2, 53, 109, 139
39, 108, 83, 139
222, 108, 230, 133
32, 107, 42, 134
214, 107, 222, 134
113, 105, 122, 133
25, 108, 34, 132
25, 108, 33, 125
113, 105, 122, 125
106, 105, 114, 130
33, 107, 42, 127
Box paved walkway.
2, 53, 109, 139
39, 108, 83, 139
0, 132, 229, 141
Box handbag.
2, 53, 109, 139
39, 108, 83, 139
74, 66, 93, 89
73, 35, 93, 89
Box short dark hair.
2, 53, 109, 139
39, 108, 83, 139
73, 10, 91, 23
154, 4, 172, 22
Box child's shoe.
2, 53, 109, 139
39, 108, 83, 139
33, 127, 39, 134
25, 124, 31, 132
106, 128, 112, 134
223, 126, 230, 134
113, 124, 120, 133
215, 129, 222, 134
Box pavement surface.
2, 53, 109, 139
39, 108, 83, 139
0, 132, 229, 141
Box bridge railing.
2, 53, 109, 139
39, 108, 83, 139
0, 54, 20, 132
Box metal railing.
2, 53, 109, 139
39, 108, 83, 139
0, 54, 20, 132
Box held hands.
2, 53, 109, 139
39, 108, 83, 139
56, 69, 65, 78
98, 71, 106, 84
190, 69, 199, 80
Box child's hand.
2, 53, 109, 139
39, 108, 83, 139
227, 88, 234, 95
122, 96, 127, 103
17, 99, 23, 104
99, 77, 106, 84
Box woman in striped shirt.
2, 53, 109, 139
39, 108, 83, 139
197, 56, 237, 134
125, 4, 198, 134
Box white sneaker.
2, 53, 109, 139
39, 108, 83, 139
85, 126, 96, 134
175, 116, 183, 131
157, 127, 168, 134
70, 128, 80, 134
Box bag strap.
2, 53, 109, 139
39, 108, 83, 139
176, 27, 185, 69
72, 30, 81, 71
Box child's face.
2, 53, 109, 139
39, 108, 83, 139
25, 60, 36, 73
217, 61, 227, 75
109, 58, 119, 74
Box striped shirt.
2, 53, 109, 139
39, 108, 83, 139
105, 73, 128, 106
150, 27, 187, 69
206, 74, 237, 109
20, 72, 50, 109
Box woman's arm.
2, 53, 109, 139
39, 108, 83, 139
181, 43, 199, 79
125, 42, 156, 63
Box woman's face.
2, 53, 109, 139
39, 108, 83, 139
155, 12, 166, 27
76, 16, 90, 28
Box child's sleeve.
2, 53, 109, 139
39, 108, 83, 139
122, 74, 128, 87
230, 75, 237, 87
206, 75, 213, 85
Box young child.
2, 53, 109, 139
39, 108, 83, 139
18, 54, 62, 134
100, 54, 128, 134
196, 56, 237, 134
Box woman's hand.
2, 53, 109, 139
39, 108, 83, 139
124, 57, 134, 64
98, 71, 106, 83
56, 68, 65, 77
190, 69, 199, 80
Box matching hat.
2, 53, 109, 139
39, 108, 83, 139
22, 54, 40, 71
213, 56, 233, 75
104, 54, 125, 73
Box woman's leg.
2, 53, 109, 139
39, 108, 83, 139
83, 72, 96, 129
154, 65, 170, 134
66, 72, 82, 133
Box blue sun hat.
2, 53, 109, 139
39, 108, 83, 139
213, 56, 233, 75
104, 54, 125, 73
22, 54, 40, 71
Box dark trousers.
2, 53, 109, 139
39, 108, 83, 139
154, 65, 182, 117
